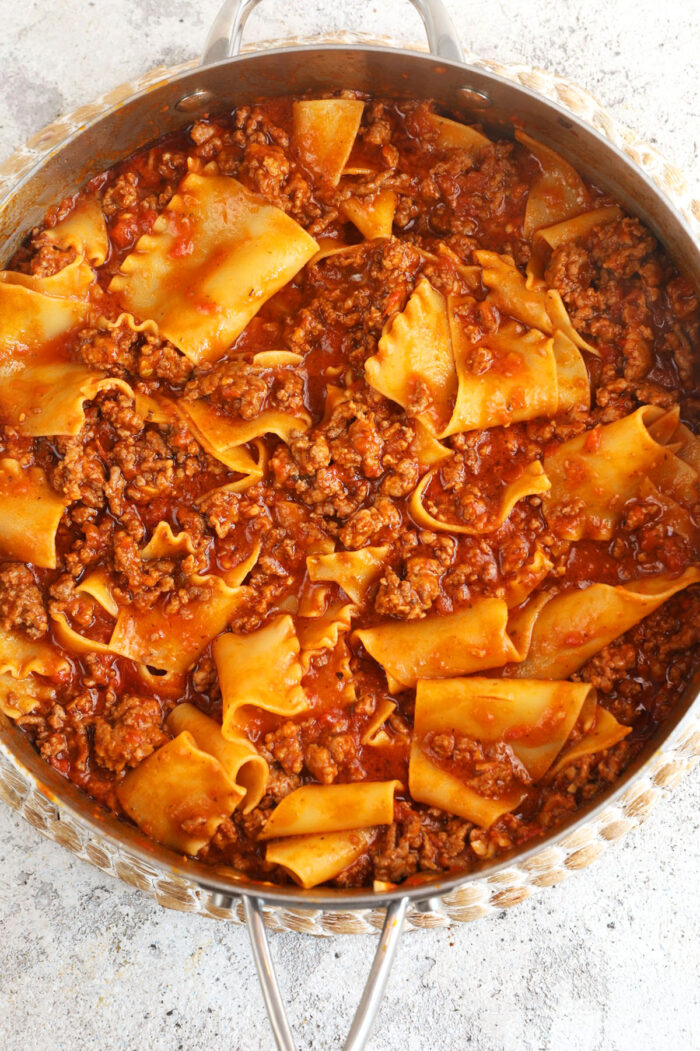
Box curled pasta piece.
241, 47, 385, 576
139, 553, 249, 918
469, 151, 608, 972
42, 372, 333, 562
140, 520, 196, 560
360, 698, 397, 746
340, 190, 397, 240
2, 255, 96, 300
306, 546, 389, 605
251, 350, 304, 367
54, 528, 260, 669
297, 602, 356, 673
509, 566, 700, 680
476, 249, 596, 356
110, 169, 318, 363
0, 459, 66, 568
365, 278, 457, 434
51, 613, 115, 656
166, 703, 268, 813
354, 598, 525, 692
266, 829, 375, 889
44, 195, 109, 265
140, 524, 259, 586
409, 677, 596, 827
0, 672, 56, 719
309, 239, 362, 264
526, 205, 623, 283
0, 362, 132, 437
516, 129, 591, 237
293, 99, 364, 186
543, 405, 700, 540
178, 399, 310, 475
550, 705, 631, 775
214, 614, 309, 741
409, 460, 550, 535
109, 574, 251, 674
502, 548, 554, 608
0, 626, 70, 680
0, 278, 89, 355
412, 420, 453, 466
551, 329, 591, 411
444, 320, 560, 434
117, 731, 245, 855
424, 111, 491, 158
258, 780, 399, 840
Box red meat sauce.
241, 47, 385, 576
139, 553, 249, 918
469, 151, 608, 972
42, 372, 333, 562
2, 93, 699, 886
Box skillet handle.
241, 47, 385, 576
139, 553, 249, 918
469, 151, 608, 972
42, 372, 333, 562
243, 894, 410, 1051
203, 0, 464, 65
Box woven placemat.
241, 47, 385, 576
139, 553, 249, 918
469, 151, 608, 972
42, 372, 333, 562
0, 33, 698, 935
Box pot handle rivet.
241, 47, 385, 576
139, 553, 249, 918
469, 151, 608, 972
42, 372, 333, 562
175, 88, 217, 113
458, 86, 492, 109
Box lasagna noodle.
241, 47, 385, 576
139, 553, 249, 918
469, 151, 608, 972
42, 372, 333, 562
503, 548, 554, 608
53, 528, 260, 669
166, 703, 268, 813
117, 731, 245, 855
140, 521, 195, 560
444, 320, 560, 434
354, 598, 524, 692
412, 420, 453, 466
214, 614, 309, 741
110, 170, 318, 363
409, 677, 596, 825
510, 566, 700, 680
415, 676, 596, 780
361, 698, 397, 746
0, 672, 55, 719
340, 190, 397, 240
109, 574, 251, 674
542, 405, 700, 540
409, 460, 550, 535
550, 705, 631, 774
76, 569, 119, 616
0, 279, 88, 355
178, 399, 310, 475
266, 829, 375, 889
292, 99, 364, 185
258, 780, 399, 839
424, 112, 491, 158
2, 256, 96, 300
0, 459, 66, 568
0, 626, 69, 679
409, 742, 524, 829
139, 524, 260, 587
51, 613, 115, 656
475, 249, 596, 356
297, 602, 356, 672
516, 130, 591, 237
0, 362, 132, 437
44, 196, 109, 265
365, 278, 457, 434
251, 350, 304, 367
370, 268, 590, 434
306, 546, 390, 605
527, 206, 624, 283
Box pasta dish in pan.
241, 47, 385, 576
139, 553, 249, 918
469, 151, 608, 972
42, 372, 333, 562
1, 95, 698, 889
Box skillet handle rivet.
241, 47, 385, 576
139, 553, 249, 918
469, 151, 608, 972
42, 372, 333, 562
175, 89, 217, 113
458, 86, 492, 108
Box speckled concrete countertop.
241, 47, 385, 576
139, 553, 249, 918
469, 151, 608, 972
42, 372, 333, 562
0, 2, 699, 1049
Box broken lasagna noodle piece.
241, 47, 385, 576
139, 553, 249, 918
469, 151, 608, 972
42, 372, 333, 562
0, 94, 697, 889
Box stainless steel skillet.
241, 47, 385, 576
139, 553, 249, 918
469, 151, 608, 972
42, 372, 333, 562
0, 0, 699, 1047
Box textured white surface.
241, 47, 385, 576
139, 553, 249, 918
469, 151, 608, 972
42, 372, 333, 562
0, 2, 699, 1049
